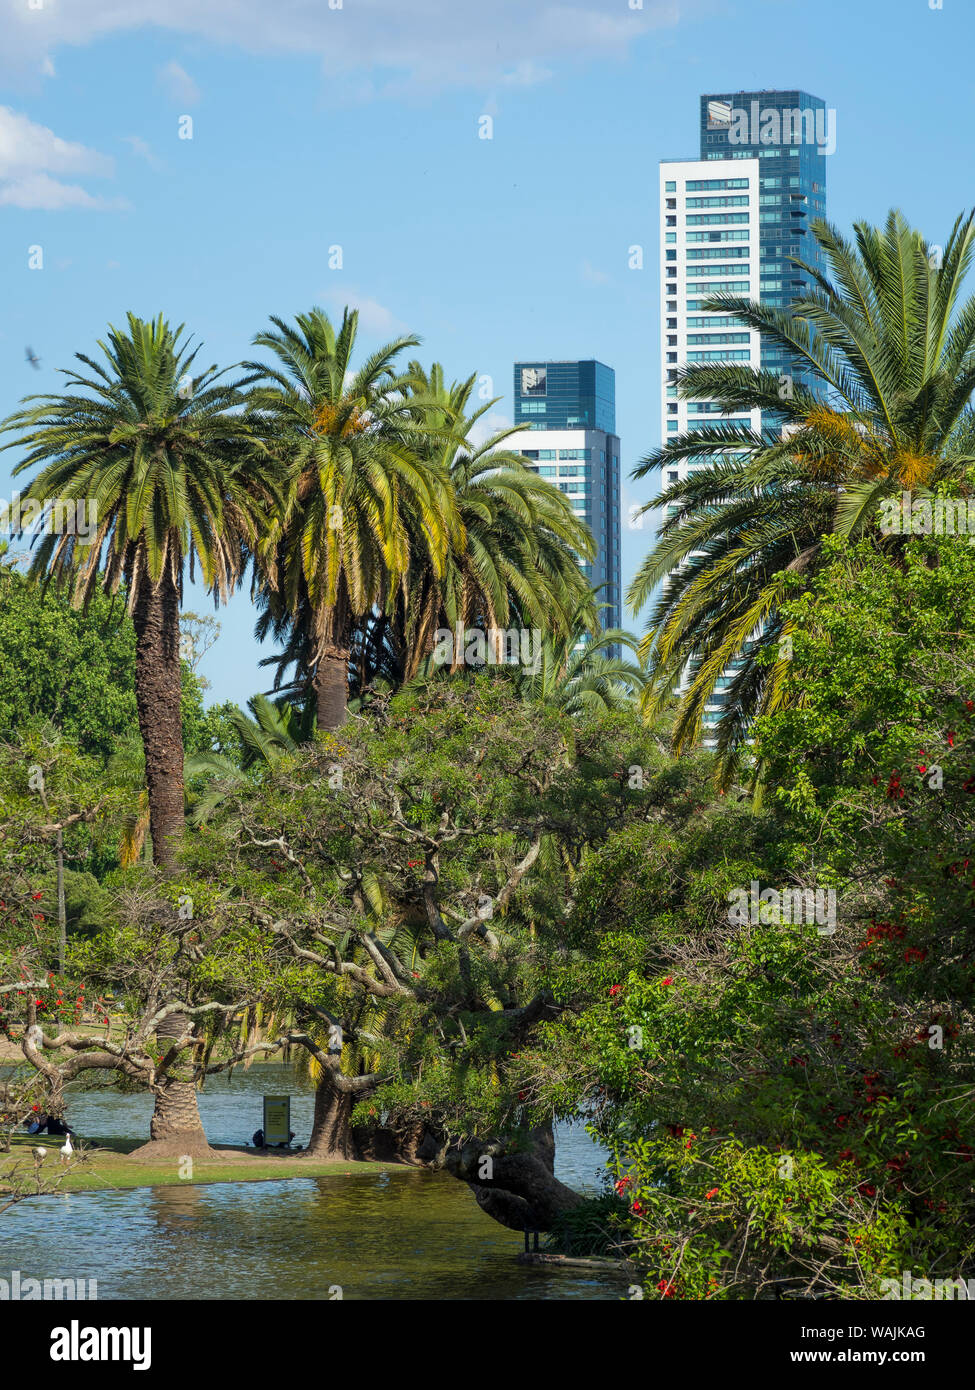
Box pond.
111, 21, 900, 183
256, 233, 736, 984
2, 1064, 621, 1300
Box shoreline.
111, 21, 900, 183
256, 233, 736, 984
1, 1135, 413, 1193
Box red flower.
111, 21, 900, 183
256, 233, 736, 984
661, 976, 674, 988
31, 892, 43, 901
615, 1176, 632, 1194
631, 1200, 645, 1215
705, 1187, 719, 1200
609, 984, 621, 997
34, 999, 43, 1007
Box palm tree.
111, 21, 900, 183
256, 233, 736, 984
245, 309, 460, 730
0, 313, 273, 867
184, 693, 316, 824
397, 362, 601, 678
630, 209, 975, 781
512, 601, 647, 716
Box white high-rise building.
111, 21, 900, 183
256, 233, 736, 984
658, 90, 829, 743
659, 158, 762, 744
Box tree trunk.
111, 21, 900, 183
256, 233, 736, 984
149, 1074, 207, 1144
314, 646, 351, 731
132, 571, 185, 869
306, 1073, 358, 1160
55, 828, 66, 975
313, 587, 353, 731
444, 1122, 584, 1232
133, 1011, 214, 1158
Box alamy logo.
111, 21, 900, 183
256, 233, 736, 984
432, 626, 541, 672
50, 1321, 151, 1371
878, 491, 975, 541
708, 98, 837, 155
1, 1270, 97, 1300
727, 881, 836, 935
880, 1270, 974, 1300
0, 492, 98, 540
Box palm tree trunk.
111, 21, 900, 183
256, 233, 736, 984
314, 645, 351, 730
306, 1072, 359, 1159
132, 572, 185, 869
149, 1073, 207, 1143
134, 1010, 213, 1158
313, 593, 352, 731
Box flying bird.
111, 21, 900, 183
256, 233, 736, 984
25, 347, 41, 370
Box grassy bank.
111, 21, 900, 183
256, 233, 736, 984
2, 1134, 406, 1193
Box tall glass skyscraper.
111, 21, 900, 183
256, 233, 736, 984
513, 359, 622, 637
658, 89, 829, 739
697, 91, 828, 404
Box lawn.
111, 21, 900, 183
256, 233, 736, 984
1, 1133, 405, 1193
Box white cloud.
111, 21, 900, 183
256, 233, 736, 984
0, 1, 699, 96
0, 172, 124, 210
123, 134, 160, 168
0, 106, 112, 180
0, 107, 123, 209
320, 288, 406, 337
158, 60, 200, 106
40, 56, 55, 77
499, 60, 553, 88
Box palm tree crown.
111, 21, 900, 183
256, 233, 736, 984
245, 308, 459, 728
0, 312, 271, 864
630, 209, 975, 782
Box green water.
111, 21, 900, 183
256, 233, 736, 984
1, 1065, 620, 1300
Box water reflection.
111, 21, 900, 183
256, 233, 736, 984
1, 1065, 618, 1301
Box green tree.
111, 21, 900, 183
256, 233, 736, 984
630, 210, 975, 780
511, 606, 647, 716
528, 536, 975, 1296
397, 362, 600, 678
246, 308, 458, 729
0, 562, 137, 758
178, 676, 668, 1215
0, 314, 274, 867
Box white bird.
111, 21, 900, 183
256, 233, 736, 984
33, 1146, 47, 1161
60, 1134, 73, 1162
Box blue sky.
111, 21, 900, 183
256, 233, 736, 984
0, 0, 970, 706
